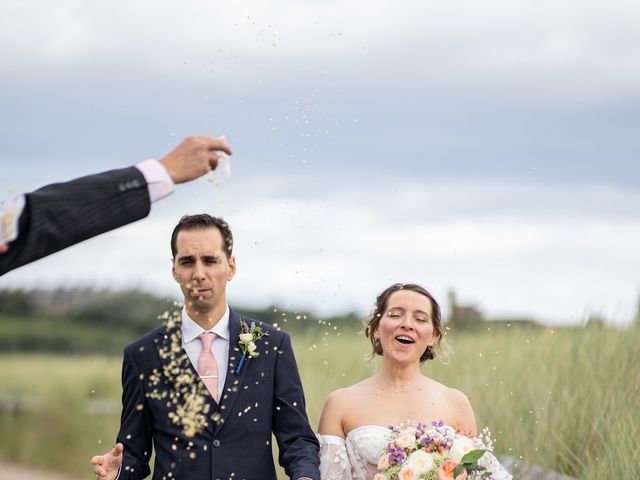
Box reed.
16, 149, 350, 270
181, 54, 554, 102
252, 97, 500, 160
0, 324, 638, 479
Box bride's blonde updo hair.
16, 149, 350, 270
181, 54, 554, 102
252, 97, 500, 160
364, 283, 445, 363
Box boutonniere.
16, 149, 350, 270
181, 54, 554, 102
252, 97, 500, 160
234, 320, 269, 375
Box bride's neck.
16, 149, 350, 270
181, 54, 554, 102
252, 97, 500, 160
376, 361, 422, 391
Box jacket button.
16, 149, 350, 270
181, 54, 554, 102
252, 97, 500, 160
212, 439, 221, 447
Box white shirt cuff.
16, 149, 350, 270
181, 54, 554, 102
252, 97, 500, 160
0, 194, 25, 244
135, 159, 175, 203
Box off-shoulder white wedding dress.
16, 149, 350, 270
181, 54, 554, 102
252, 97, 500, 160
318, 425, 512, 480
319, 425, 392, 480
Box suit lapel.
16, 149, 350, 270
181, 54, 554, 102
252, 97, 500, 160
155, 318, 187, 392
213, 309, 249, 435
155, 313, 218, 435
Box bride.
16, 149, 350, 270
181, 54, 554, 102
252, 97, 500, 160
317, 283, 510, 479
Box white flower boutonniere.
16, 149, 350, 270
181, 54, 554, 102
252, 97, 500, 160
235, 320, 268, 375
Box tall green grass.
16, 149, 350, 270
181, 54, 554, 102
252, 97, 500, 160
1, 325, 638, 479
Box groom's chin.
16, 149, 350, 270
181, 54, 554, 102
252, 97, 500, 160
187, 296, 215, 312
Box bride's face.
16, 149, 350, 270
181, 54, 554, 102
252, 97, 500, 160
375, 290, 438, 364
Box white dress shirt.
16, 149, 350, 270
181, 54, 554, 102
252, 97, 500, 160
135, 158, 175, 202
113, 305, 230, 480
181, 306, 230, 401
117, 305, 313, 480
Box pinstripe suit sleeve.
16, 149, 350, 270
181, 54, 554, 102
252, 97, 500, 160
116, 345, 153, 480
0, 166, 151, 276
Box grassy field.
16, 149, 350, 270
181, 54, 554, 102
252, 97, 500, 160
1, 324, 638, 479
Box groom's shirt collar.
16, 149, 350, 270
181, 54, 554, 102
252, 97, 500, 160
181, 305, 230, 342
181, 305, 230, 402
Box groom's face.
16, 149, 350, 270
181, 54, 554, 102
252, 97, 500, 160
172, 226, 236, 314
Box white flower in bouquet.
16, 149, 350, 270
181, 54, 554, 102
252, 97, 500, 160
449, 436, 476, 462
407, 450, 435, 473
398, 464, 419, 480
378, 453, 391, 471
395, 431, 417, 449
377, 421, 512, 480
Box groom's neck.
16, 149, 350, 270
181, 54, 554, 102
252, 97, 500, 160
186, 302, 226, 330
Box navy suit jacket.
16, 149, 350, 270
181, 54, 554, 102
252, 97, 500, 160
0, 166, 150, 276
116, 309, 320, 480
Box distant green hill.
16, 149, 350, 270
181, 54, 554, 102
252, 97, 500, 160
0, 288, 558, 354
0, 288, 364, 353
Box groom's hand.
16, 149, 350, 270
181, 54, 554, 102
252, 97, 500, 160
159, 135, 233, 184
90, 442, 123, 480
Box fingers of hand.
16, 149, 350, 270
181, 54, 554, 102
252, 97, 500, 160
91, 464, 105, 476
206, 138, 232, 155
209, 152, 221, 170
109, 444, 124, 468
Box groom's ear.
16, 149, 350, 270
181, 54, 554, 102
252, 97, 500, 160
171, 261, 179, 282
227, 255, 236, 281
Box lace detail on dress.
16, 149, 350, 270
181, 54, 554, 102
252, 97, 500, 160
319, 426, 393, 480
478, 451, 513, 480
346, 426, 393, 465
318, 435, 352, 480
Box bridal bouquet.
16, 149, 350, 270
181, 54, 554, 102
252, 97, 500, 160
374, 421, 511, 480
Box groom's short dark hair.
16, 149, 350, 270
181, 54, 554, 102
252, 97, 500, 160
170, 214, 233, 259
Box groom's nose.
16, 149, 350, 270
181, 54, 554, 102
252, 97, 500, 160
192, 260, 207, 280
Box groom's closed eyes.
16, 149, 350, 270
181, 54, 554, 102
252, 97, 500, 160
177, 255, 221, 266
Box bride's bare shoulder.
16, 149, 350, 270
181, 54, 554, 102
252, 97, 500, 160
319, 379, 375, 436
433, 381, 477, 433
425, 377, 471, 402
438, 381, 472, 408
324, 378, 374, 405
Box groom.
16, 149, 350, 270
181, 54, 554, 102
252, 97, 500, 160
91, 214, 320, 480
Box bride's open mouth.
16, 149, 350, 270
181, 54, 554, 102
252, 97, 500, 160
395, 335, 415, 346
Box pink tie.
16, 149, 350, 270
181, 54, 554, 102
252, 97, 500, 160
197, 332, 218, 401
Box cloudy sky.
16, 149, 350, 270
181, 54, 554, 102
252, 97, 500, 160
1, 0, 638, 325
